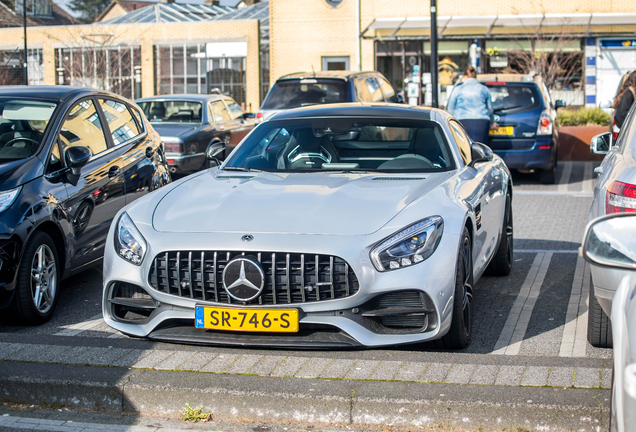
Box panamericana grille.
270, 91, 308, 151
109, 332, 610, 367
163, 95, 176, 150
148, 251, 359, 304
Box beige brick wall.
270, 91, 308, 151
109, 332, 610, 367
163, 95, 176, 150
270, 0, 636, 83
0, 20, 260, 109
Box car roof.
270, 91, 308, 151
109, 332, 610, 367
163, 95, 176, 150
266, 103, 436, 121
0, 85, 105, 102
277, 71, 379, 81
477, 74, 542, 84
135, 94, 229, 103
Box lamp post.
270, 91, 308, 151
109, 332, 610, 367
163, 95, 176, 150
22, 0, 28, 85
429, 0, 438, 108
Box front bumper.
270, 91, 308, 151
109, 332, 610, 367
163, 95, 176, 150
492, 136, 555, 170
102, 229, 460, 348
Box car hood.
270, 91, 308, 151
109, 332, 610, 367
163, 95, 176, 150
150, 123, 203, 138
0, 157, 44, 190
152, 169, 450, 235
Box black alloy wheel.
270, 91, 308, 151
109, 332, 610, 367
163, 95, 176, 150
441, 227, 474, 349
485, 192, 513, 276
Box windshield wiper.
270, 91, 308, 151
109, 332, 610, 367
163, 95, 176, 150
494, 105, 522, 113
222, 166, 264, 172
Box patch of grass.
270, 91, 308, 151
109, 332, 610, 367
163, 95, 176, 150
557, 107, 611, 127
180, 403, 213, 422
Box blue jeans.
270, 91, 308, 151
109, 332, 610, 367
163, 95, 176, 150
459, 119, 490, 144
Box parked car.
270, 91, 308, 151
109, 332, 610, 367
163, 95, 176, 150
102, 103, 513, 350
136, 94, 255, 175
582, 213, 636, 432
257, 71, 401, 123
587, 102, 636, 347
448, 74, 565, 184
0, 86, 171, 325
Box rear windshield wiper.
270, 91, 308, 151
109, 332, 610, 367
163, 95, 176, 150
494, 105, 522, 113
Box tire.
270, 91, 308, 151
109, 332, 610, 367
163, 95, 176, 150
11, 232, 60, 325
587, 279, 613, 348
441, 227, 474, 349
539, 166, 556, 184
485, 192, 513, 276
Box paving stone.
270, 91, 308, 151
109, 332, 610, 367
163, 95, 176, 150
419, 363, 451, 383
575, 367, 601, 388
154, 351, 197, 371
65, 347, 112, 365
91, 348, 135, 367
175, 352, 217, 371
48, 346, 93, 364
495, 366, 525, 386
469, 365, 499, 385
295, 357, 333, 378
249, 355, 286, 376
548, 366, 575, 388
111, 349, 152, 368
602, 366, 613, 389
319, 359, 357, 379
0, 343, 28, 360
271, 356, 309, 377
393, 361, 428, 382
369, 361, 404, 381
344, 360, 380, 380
444, 363, 476, 384
33, 425, 79, 432
224, 354, 264, 374
16, 418, 66, 426
3, 344, 56, 362
200, 353, 241, 373
131, 350, 175, 369
520, 366, 550, 387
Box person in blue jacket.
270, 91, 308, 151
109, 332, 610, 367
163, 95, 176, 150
446, 67, 496, 144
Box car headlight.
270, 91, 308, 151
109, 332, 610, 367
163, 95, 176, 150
115, 212, 147, 265
370, 216, 444, 272
0, 187, 21, 213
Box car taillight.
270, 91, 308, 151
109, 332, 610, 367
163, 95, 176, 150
606, 181, 636, 213
612, 118, 619, 141
164, 142, 183, 153
256, 111, 263, 123
536, 110, 552, 135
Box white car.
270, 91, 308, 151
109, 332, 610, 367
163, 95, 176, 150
102, 103, 513, 349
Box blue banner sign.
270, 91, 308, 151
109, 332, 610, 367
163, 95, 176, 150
601, 39, 636, 48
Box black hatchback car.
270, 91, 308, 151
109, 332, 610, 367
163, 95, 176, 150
0, 86, 171, 325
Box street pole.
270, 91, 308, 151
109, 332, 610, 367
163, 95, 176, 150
23, 0, 28, 85
429, 0, 438, 108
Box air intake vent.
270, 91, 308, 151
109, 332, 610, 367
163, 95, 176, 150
372, 177, 426, 181
216, 175, 255, 179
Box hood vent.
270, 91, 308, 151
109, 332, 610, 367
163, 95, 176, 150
372, 177, 426, 181
215, 175, 256, 180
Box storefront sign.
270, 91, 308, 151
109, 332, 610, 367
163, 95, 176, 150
600, 39, 636, 48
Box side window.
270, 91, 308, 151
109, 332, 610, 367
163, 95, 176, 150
209, 100, 230, 123
541, 82, 552, 108
130, 106, 145, 133
366, 77, 384, 102
47, 141, 63, 173
355, 78, 371, 102
449, 120, 472, 165
225, 100, 244, 120
98, 99, 141, 145
59, 99, 109, 156
378, 77, 397, 102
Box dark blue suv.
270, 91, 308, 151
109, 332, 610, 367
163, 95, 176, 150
451, 74, 565, 183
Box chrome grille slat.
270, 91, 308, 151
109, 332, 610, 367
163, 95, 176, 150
149, 251, 359, 305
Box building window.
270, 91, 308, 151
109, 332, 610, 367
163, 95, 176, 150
155, 43, 247, 106
0, 48, 44, 86
55, 46, 142, 99
322, 56, 350, 71
15, 0, 52, 17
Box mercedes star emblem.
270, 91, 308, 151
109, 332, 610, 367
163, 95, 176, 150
222, 256, 265, 302
242, 234, 254, 242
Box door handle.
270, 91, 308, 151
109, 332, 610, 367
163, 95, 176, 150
108, 166, 120, 178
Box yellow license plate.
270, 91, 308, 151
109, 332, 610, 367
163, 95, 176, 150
194, 306, 299, 333
490, 126, 514, 136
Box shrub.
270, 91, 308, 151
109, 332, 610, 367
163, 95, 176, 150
557, 107, 611, 127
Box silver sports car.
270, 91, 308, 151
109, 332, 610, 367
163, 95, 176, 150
102, 104, 513, 349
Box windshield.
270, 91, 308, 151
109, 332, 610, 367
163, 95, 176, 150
261, 80, 349, 110
139, 100, 203, 123
224, 118, 455, 172
486, 84, 542, 114
0, 98, 57, 162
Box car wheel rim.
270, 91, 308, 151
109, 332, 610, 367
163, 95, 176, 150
462, 238, 473, 337
30, 244, 56, 314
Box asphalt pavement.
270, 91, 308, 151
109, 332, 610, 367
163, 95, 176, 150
0, 162, 612, 432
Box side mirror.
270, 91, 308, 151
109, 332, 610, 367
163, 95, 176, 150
590, 132, 612, 155
554, 100, 566, 109
582, 214, 636, 270
206, 141, 225, 165
468, 142, 493, 167
243, 112, 256, 119
64, 146, 91, 186
600, 100, 612, 109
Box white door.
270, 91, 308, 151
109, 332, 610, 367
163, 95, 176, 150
598, 48, 636, 104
